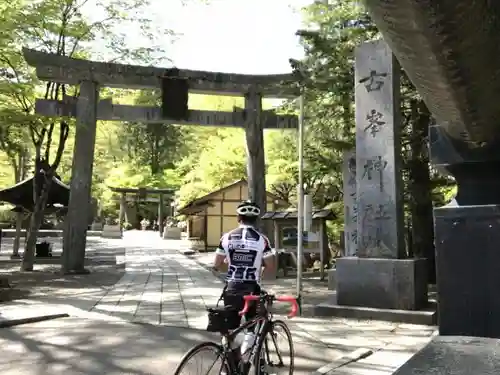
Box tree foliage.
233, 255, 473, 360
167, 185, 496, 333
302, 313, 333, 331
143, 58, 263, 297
117, 90, 187, 174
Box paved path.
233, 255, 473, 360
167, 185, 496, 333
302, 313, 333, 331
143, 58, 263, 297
0, 231, 437, 374
90, 231, 222, 328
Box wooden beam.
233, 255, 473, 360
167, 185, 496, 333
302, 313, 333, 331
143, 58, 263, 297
23, 48, 299, 98
35, 99, 298, 129
124, 197, 161, 203
109, 186, 175, 194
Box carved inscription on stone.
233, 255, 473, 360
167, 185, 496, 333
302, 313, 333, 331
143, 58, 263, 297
364, 110, 386, 137
343, 150, 358, 256
359, 70, 387, 92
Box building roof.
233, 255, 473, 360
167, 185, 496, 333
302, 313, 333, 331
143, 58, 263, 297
261, 209, 336, 220
178, 179, 286, 216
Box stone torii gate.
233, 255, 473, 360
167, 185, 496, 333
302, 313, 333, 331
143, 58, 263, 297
110, 186, 175, 235
22, 48, 299, 273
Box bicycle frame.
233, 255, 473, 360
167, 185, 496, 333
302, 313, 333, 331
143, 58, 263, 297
220, 306, 274, 374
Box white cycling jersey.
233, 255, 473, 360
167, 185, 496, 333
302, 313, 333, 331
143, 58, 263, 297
215, 224, 273, 284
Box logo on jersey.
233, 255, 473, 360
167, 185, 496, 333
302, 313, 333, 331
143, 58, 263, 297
232, 253, 255, 264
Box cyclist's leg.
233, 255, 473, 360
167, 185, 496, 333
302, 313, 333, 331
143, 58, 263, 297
244, 283, 261, 331
247, 284, 268, 375
223, 284, 246, 366
222, 288, 242, 331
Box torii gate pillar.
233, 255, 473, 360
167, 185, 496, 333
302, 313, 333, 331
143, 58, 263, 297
244, 89, 266, 229
62, 80, 99, 274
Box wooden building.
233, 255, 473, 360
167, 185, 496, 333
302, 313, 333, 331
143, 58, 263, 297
178, 179, 287, 250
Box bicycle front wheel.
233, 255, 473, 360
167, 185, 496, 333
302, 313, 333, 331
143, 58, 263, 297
255, 320, 294, 375
174, 341, 229, 375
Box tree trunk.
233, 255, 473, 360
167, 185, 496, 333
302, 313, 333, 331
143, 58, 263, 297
19, 148, 28, 181
12, 157, 19, 183
408, 100, 436, 283
21, 177, 52, 271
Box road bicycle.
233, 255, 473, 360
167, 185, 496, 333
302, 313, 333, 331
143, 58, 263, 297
173, 290, 299, 375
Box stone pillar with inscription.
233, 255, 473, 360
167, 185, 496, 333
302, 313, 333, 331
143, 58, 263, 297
355, 41, 404, 259
335, 40, 428, 311
342, 150, 358, 257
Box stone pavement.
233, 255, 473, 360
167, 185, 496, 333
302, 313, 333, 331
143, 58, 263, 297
0, 230, 437, 374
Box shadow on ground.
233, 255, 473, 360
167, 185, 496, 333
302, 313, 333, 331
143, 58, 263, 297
0, 317, 343, 375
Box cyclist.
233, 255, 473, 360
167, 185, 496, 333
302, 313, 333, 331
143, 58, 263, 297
213, 200, 275, 369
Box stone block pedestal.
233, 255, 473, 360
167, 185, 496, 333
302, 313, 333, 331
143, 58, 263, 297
434, 205, 500, 338
336, 257, 428, 310
163, 227, 181, 240
91, 222, 103, 231
314, 257, 435, 325
327, 268, 336, 290
102, 224, 122, 239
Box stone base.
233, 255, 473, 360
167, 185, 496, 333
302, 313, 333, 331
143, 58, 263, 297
101, 225, 122, 239
434, 205, 500, 338
163, 227, 181, 239
327, 268, 336, 290
187, 237, 206, 252
315, 294, 437, 325
62, 268, 91, 275
393, 336, 500, 375
91, 222, 103, 231
336, 257, 428, 310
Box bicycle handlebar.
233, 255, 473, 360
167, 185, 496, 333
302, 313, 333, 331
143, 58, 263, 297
238, 294, 299, 318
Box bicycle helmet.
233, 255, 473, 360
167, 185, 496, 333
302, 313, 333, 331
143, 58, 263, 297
236, 200, 261, 217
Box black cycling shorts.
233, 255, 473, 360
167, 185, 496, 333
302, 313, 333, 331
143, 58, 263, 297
222, 281, 261, 330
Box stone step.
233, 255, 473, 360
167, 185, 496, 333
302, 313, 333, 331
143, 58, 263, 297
314, 302, 437, 326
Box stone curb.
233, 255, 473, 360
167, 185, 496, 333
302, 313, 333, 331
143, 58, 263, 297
0, 313, 70, 328
310, 348, 374, 375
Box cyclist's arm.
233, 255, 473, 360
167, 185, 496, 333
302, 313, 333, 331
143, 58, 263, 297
213, 236, 228, 272
261, 236, 275, 275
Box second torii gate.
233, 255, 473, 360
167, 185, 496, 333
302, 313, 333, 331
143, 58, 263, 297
109, 186, 175, 235
22, 48, 299, 273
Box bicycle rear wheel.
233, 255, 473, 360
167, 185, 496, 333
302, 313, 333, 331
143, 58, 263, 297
255, 320, 294, 375
174, 341, 230, 375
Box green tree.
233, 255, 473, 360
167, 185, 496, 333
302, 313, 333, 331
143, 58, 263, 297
0, 0, 174, 271
117, 90, 187, 175
178, 128, 247, 205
